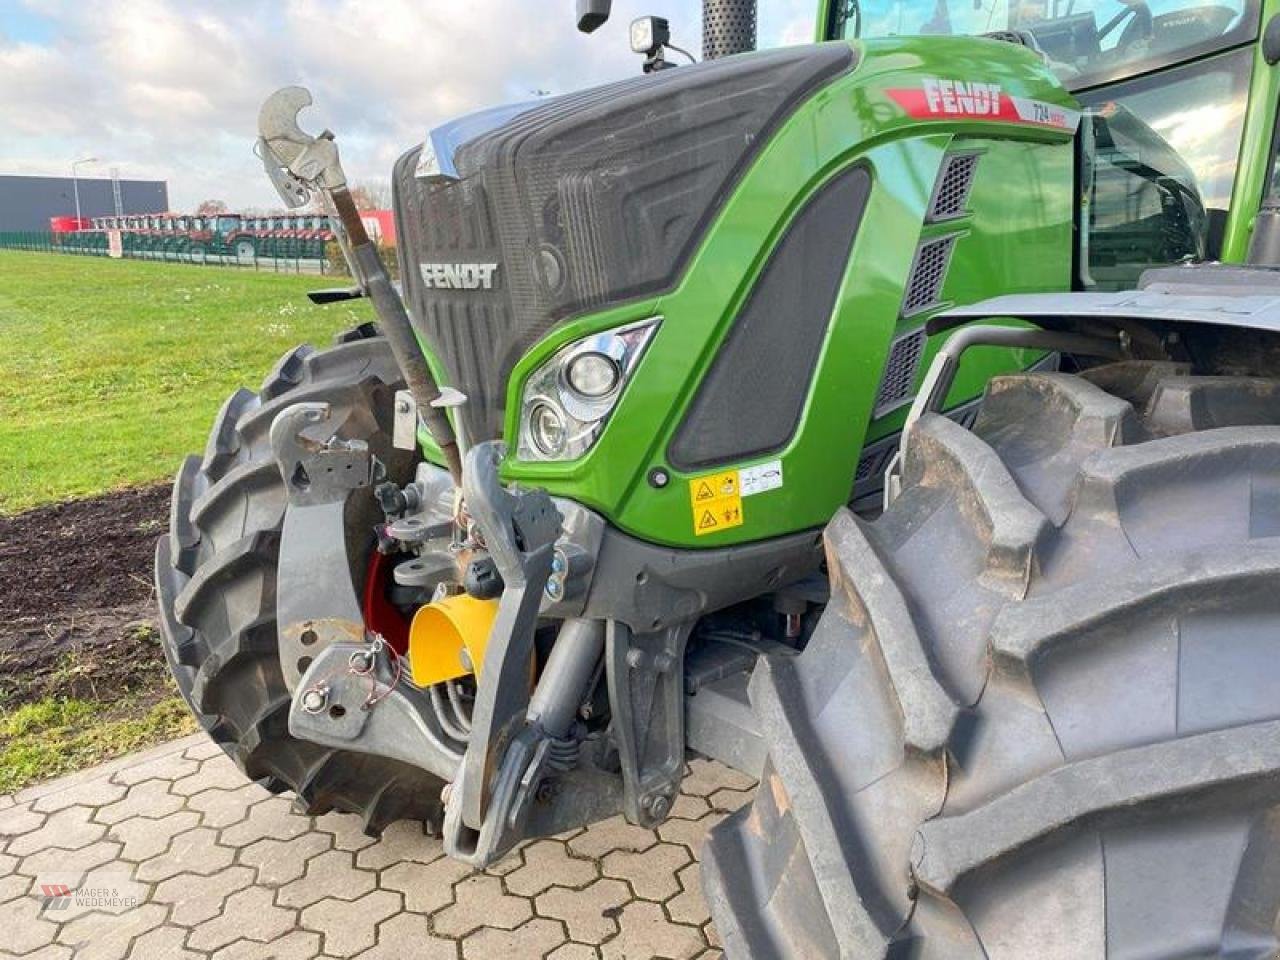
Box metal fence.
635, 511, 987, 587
0, 231, 333, 275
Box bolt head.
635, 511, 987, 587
301, 687, 327, 714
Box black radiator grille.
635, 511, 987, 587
928, 153, 979, 221
873, 327, 927, 416
902, 234, 958, 317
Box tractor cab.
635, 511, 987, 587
819, 0, 1273, 283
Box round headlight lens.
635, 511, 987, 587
529, 402, 567, 456
566, 352, 620, 398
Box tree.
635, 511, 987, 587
195, 199, 229, 216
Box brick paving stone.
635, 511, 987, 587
188, 885, 295, 952
668, 861, 712, 926
18, 839, 124, 881
682, 758, 755, 798
535, 878, 631, 944
547, 944, 601, 960
135, 827, 234, 882
186, 782, 268, 828
110, 750, 200, 787
567, 816, 658, 860
153, 863, 256, 925
240, 831, 332, 886
707, 787, 754, 813
703, 919, 723, 948
30, 778, 128, 814
460, 917, 566, 960
0, 891, 58, 953
601, 841, 692, 902
94, 780, 184, 825
433, 874, 531, 938
599, 900, 706, 960
1, 743, 750, 959
667, 793, 711, 821
211, 930, 325, 960
378, 856, 473, 914
277, 849, 375, 908
182, 737, 225, 761
657, 811, 720, 854
108, 809, 201, 861
313, 812, 378, 852
218, 796, 310, 848
56, 902, 168, 960
0, 803, 45, 841
352, 913, 457, 960
354, 820, 443, 872
125, 924, 205, 960
301, 889, 401, 957
8, 805, 104, 855
12, 944, 74, 960
171, 757, 251, 796
0, 873, 30, 902
504, 839, 597, 897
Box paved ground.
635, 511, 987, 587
0, 735, 755, 959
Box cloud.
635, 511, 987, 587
2, 0, 824, 211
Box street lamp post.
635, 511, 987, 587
71, 157, 98, 224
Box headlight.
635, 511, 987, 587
529, 402, 568, 457
566, 352, 620, 398
517, 317, 659, 462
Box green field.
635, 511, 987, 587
0, 252, 373, 513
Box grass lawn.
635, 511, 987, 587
0, 251, 373, 513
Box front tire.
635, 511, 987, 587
704, 366, 1280, 957
155, 328, 445, 834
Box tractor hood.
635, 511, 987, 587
392, 42, 854, 442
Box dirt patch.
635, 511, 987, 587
0, 484, 171, 707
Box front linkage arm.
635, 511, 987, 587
257, 86, 463, 483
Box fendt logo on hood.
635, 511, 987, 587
419, 262, 499, 291
887, 77, 1081, 132
921, 77, 1002, 116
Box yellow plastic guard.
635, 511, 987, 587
408, 594, 499, 688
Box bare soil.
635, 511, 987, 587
0, 485, 172, 707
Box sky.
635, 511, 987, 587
0, 1, 817, 213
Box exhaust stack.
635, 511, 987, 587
702, 0, 757, 59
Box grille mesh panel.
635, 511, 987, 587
928, 153, 979, 221
873, 327, 927, 416
902, 235, 957, 316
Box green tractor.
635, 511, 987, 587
157, 0, 1280, 952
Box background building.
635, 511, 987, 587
0, 175, 169, 231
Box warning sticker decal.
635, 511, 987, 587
688, 469, 744, 536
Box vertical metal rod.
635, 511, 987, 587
526, 619, 606, 738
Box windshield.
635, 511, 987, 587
828, 0, 1258, 89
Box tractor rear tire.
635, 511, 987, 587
704, 366, 1280, 958
154, 326, 445, 834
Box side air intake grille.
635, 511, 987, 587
928, 153, 979, 221
873, 327, 927, 417
902, 234, 958, 316
855, 436, 897, 481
